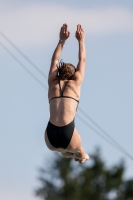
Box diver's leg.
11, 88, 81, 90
66, 127, 89, 163
73, 146, 89, 163
61, 152, 74, 158
44, 129, 57, 151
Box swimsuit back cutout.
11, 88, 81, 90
49, 79, 79, 105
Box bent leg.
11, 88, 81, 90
44, 129, 57, 151
73, 147, 89, 163
66, 127, 89, 163
61, 152, 73, 158
45, 127, 89, 163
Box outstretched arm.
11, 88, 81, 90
75, 24, 86, 82
49, 23, 70, 76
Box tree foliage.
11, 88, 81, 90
35, 149, 133, 200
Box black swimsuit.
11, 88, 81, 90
49, 79, 79, 104
46, 79, 79, 149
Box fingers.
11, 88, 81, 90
77, 24, 81, 32
60, 23, 84, 41
61, 23, 68, 33
61, 23, 83, 32
60, 23, 70, 41
61, 23, 83, 33
64, 23, 68, 32
77, 24, 84, 33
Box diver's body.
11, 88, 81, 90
45, 23, 89, 163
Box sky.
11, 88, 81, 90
0, 0, 133, 200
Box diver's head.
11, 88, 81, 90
56, 60, 76, 80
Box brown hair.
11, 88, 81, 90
56, 60, 76, 80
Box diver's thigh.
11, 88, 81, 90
44, 129, 57, 151
66, 127, 82, 152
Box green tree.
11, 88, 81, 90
35, 149, 133, 200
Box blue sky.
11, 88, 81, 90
0, 0, 133, 200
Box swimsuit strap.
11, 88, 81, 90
58, 79, 69, 97
49, 96, 79, 103
49, 78, 79, 106
61, 96, 79, 103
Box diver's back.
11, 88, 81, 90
48, 79, 80, 126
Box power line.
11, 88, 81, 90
0, 31, 47, 80
0, 33, 133, 161
78, 107, 133, 160
0, 41, 47, 90
77, 114, 133, 161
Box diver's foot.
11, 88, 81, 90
74, 154, 89, 163
79, 154, 89, 164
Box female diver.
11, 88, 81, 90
45, 23, 89, 164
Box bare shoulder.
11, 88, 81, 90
72, 71, 84, 85
48, 70, 58, 85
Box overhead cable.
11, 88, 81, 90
0, 41, 47, 90
0, 31, 47, 80
0, 32, 133, 161
77, 114, 133, 161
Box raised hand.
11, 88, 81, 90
75, 24, 85, 42
59, 23, 70, 41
